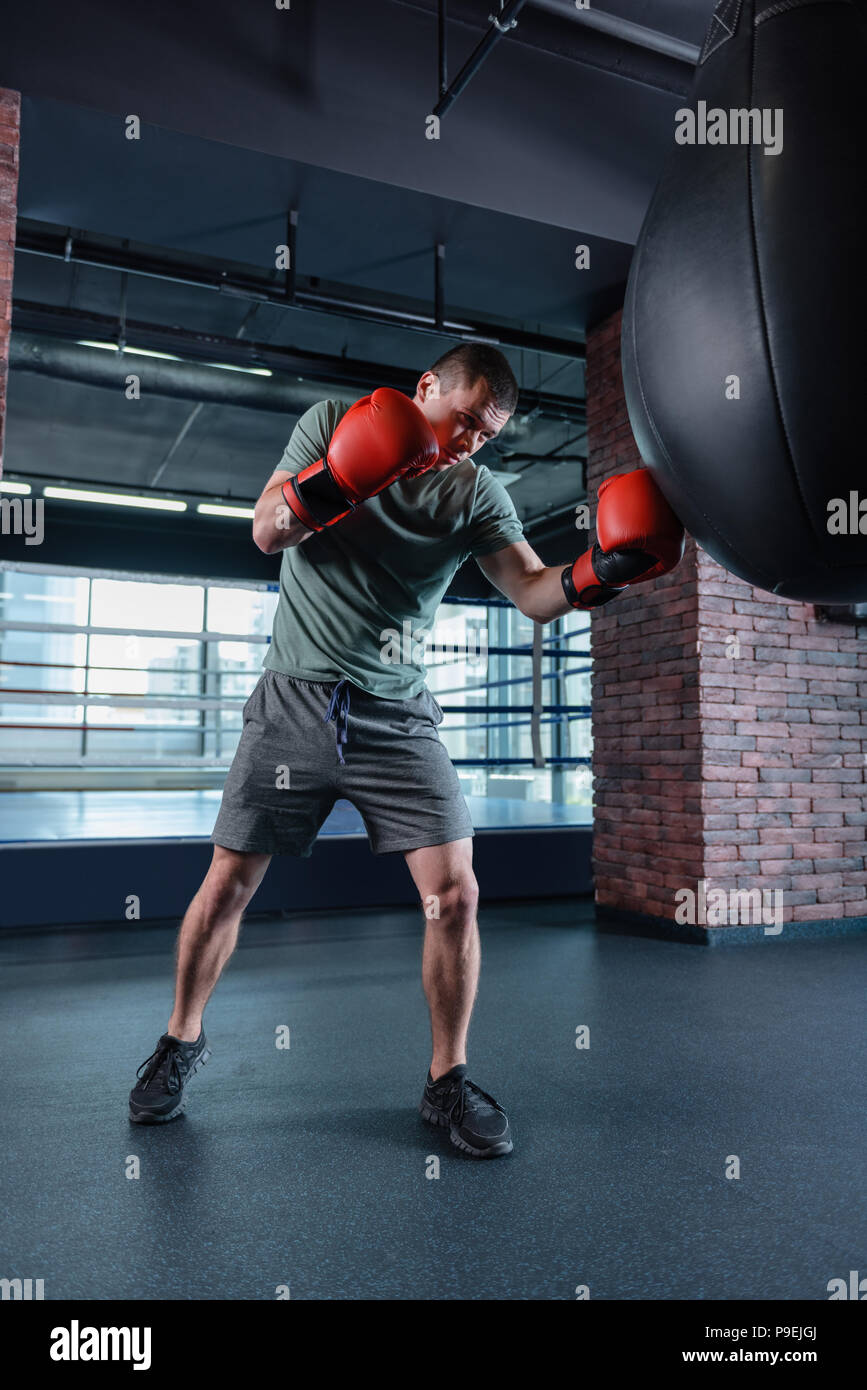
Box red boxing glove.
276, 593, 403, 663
563, 467, 685, 610
282, 388, 440, 531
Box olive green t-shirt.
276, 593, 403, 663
264, 398, 525, 698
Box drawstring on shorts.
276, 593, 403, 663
323, 677, 352, 764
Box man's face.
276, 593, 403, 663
414, 371, 512, 470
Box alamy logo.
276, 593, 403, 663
0, 496, 44, 545
675, 878, 782, 934
827, 1270, 867, 1300
827, 492, 867, 535
49, 1320, 152, 1371
0, 1277, 44, 1299
675, 100, 783, 156
380, 620, 487, 670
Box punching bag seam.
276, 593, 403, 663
701, 0, 745, 63
624, 238, 776, 589
746, 8, 824, 571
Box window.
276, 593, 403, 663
0, 563, 590, 812
427, 599, 591, 812
0, 563, 274, 765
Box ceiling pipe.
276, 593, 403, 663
530, 0, 700, 65
8, 330, 573, 446
392, 0, 696, 88
9, 332, 348, 416
11, 301, 586, 426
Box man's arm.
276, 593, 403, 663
252, 468, 314, 554
478, 470, 685, 621
477, 541, 572, 624
254, 389, 440, 553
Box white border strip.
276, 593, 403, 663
0, 558, 279, 593
0, 618, 270, 643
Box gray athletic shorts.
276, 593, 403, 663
211, 670, 474, 857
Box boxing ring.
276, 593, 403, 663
0, 571, 593, 927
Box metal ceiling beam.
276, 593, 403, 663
15, 223, 586, 364
393, 0, 695, 95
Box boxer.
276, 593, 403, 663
129, 343, 684, 1157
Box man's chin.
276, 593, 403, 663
435, 453, 462, 470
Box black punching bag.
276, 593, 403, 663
621, 0, 867, 603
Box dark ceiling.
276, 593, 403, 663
0, 0, 716, 546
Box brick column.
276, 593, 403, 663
585, 308, 867, 936
0, 89, 21, 478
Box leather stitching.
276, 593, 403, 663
757, 0, 853, 23
701, 0, 744, 63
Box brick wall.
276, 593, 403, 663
0, 88, 20, 478
586, 308, 867, 931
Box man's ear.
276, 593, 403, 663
416, 371, 439, 403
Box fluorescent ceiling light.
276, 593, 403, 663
75, 339, 271, 375
204, 363, 272, 377
77, 340, 181, 361
0, 479, 31, 494
197, 503, 256, 519
44, 486, 187, 512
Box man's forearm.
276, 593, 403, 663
522, 468, 686, 621
252, 481, 314, 554
520, 567, 577, 624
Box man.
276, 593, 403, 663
128, 343, 684, 1157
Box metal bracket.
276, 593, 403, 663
433, 0, 528, 120
434, 243, 445, 331
438, 0, 448, 97
286, 208, 298, 303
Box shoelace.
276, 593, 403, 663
434, 1075, 504, 1124
135, 1038, 190, 1095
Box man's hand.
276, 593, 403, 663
562, 468, 685, 611
281, 388, 440, 532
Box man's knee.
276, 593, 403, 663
202, 847, 268, 917
426, 874, 479, 926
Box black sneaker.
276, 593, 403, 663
419, 1063, 513, 1158
128, 1030, 211, 1124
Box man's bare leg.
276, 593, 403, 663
167, 845, 271, 1041
404, 838, 480, 1080
404, 837, 512, 1157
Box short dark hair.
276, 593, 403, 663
428, 343, 519, 415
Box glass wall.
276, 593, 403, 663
0, 562, 590, 808
0, 564, 275, 765
425, 599, 591, 812
0, 568, 90, 759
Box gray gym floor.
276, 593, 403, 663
1, 898, 864, 1300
